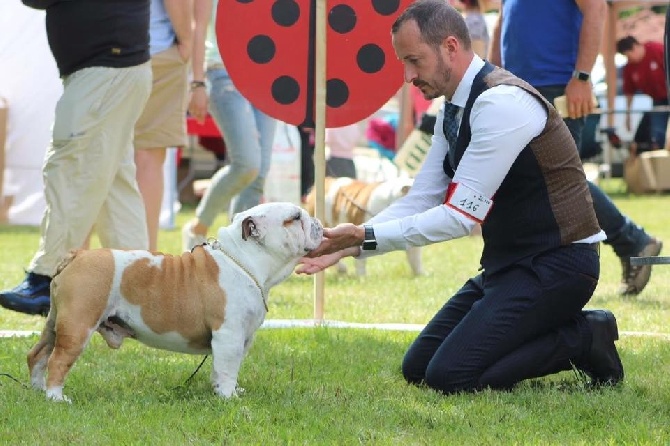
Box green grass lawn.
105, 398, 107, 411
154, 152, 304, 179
1, 179, 669, 445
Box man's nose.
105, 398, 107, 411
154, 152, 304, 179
403, 65, 416, 84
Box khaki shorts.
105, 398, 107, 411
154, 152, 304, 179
134, 45, 189, 149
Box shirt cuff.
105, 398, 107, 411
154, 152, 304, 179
356, 220, 407, 260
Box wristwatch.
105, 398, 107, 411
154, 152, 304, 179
190, 80, 206, 91
361, 225, 377, 250
572, 70, 590, 82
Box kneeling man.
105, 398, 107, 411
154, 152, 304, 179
297, 0, 623, 393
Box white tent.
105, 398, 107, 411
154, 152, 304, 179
0, 2, 62, 225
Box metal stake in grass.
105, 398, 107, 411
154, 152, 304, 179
630, 256, 670, 266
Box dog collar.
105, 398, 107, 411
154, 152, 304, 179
205, 239, 268, 312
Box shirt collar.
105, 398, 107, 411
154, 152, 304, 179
448, 55, 485, 109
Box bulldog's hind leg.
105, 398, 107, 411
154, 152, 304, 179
45, 322, 96, 403
27, 309, 58, 391
210, 328, 246, 398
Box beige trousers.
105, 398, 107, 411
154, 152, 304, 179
29, 63, 152, 276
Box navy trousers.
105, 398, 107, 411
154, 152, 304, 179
402, 244, 599, 393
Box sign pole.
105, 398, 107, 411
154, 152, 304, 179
313, 0, 327, 322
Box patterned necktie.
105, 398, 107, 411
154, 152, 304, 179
443, 102, 460, 148
443, 102, 460, 168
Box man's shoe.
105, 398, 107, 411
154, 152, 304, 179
0, 272, 51, 316
619, 238, 663, 296
580, 310, 624, 386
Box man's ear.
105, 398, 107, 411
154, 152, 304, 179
442, 35, 459, 58
241, 216, 260, 241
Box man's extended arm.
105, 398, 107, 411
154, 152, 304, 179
574, 0, 606, 75
188, 0, 213, 124
566, 0, 607, 118
487, 7, 502, 67
165, 0, 194, 61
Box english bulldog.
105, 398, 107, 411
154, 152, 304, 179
304, 176, 423, 276
27, 202, 323, 403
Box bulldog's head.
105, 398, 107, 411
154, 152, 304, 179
223, 202, 323, 260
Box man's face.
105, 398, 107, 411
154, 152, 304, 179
624, 44, 645, 63
392, 19, 452, 100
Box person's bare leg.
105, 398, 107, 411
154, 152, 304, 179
134, 148, 167, 251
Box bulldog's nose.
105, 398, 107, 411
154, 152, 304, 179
310, 217, 324, 240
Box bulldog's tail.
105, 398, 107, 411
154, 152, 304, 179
53, 249, 81, 278
50, 249, 81, 299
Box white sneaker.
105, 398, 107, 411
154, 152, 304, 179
181, 222, 207, 252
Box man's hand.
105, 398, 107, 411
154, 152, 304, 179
188, 87, 208, 124
564, 78, 595, 119
295, 252, 345, 275
305, 224, 364, 258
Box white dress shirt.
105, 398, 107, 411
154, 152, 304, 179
359, 56, 605, 259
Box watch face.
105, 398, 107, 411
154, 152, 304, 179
575, 71, 590, 81
362, 241, 377, 250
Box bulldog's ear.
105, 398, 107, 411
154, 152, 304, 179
241, 216, 260, 241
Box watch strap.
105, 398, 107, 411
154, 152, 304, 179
361, 225, 377, 250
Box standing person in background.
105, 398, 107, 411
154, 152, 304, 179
460, 0, 489, 59
134, 0, 193, 251
489, 0, 663, 296
182, 0, 278, 252
325, 124, 361, 179
616, 35, 669, 151
0, 0, 152, 316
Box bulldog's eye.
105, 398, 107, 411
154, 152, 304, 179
283, 213, 302, 226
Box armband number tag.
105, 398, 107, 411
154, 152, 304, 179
445, 183, 492, 223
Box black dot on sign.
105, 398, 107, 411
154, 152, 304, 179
247, 35, 276, 64
357, 44, 385, 73
272, 0, 300, 27
272, 76, 300, 105
372, 0, 400, 16
329, 4, 356, 34
236, 0, 253, 3
326, 79, 349, 108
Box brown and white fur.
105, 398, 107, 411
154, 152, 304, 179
27, 202, 323, 403
304, 176, 423, 276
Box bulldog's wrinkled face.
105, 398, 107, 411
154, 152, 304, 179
230, 202, 323, 257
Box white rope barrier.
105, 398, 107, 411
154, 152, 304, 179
3, 323, 670, 339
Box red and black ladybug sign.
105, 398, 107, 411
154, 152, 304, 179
216, 0, 413, 128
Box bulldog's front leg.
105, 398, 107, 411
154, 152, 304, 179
406, 246, 424, 276
210, 328, 245, 398
354, 258, 367, 276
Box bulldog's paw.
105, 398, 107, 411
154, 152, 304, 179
336, 261, 348, 275
213, 381, 239, 399
46, 387, 72, 404
30, 376, 46, 391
